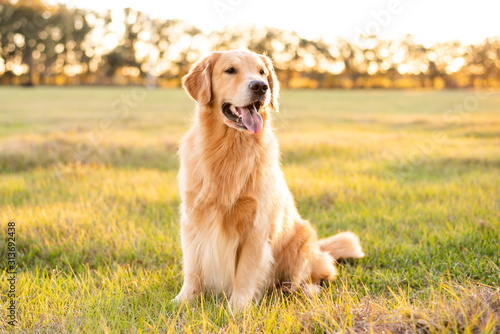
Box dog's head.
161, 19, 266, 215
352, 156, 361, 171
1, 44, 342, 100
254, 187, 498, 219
182, 50, 279, 135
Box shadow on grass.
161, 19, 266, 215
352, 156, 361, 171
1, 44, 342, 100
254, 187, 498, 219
2, 139, 363, 173
281, 144, 362, 166
386, 156, 500, 182
0, 138, 179, 173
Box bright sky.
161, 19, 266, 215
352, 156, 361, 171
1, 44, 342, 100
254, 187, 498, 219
59, 0, 500, 45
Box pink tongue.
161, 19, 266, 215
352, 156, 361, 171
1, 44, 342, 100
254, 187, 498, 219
239, 106, 263, 134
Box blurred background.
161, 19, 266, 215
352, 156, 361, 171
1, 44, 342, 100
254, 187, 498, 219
1, 0, 499, 89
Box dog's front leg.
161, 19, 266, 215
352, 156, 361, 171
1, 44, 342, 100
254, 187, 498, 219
174, 225, 202, 304
229, 233, 273, 311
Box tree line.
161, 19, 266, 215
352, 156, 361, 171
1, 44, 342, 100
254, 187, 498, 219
1, 0, 499, 88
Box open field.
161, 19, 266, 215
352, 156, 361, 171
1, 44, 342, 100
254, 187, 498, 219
0, 87, 499, 332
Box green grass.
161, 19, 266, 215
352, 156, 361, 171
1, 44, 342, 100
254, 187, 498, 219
0, 87, 499, 333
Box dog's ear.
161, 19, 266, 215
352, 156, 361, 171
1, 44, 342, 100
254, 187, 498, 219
182, 52, 220, 106
260, 54, 280, 111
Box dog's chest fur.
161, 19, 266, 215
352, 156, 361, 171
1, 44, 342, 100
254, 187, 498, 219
179, 125, 276, 291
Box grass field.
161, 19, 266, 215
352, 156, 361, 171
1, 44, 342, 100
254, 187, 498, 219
0, 87, 499, 333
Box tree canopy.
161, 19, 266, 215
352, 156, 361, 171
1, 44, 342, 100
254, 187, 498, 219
1, 0, 499, 88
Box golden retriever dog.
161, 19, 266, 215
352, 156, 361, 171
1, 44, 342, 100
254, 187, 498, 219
175, 50, 364, 310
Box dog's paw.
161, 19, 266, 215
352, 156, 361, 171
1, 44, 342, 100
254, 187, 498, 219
172, 284, 201, 305
301, 283, 322, 298
171, 293, 184, 305
229, 293, 252, 312
172, 290, 194, 305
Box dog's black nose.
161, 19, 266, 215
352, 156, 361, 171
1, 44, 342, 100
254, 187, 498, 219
249, 81, 268, 95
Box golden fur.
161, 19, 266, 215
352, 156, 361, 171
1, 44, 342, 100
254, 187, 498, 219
175, 50, 364, 310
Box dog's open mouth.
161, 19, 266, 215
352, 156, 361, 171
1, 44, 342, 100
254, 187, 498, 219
222, 101, 263, 134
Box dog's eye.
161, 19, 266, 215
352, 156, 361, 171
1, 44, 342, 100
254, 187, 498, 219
225, 67, 236, 74
260, 69, 266, 75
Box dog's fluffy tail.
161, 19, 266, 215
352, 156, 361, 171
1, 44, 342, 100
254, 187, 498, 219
319, 231, 365, 260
